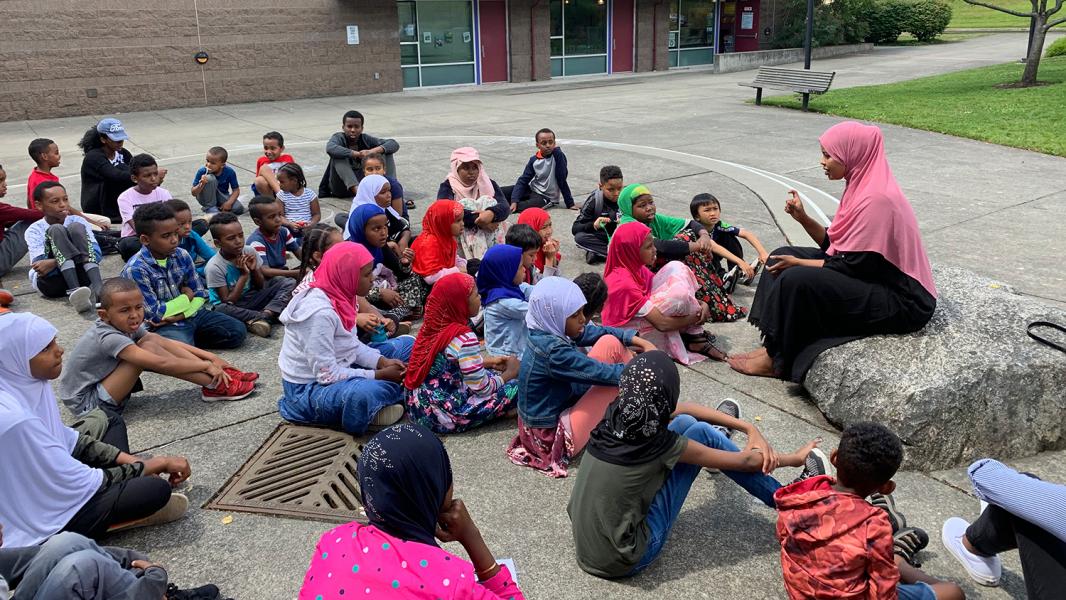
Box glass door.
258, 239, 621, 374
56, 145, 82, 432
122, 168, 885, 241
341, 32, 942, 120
669, 0, 716, 67
550, 0, 608, 77
399, 0, 477, 87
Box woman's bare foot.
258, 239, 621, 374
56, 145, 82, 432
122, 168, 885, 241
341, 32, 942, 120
731, 347, 765, 360
727, 350, 778, 377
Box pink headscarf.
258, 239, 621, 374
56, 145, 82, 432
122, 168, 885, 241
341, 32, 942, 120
447, 147, 495, 200
601, 222, 655, 327
309, 241, 374, 331
820, 122, 937, 298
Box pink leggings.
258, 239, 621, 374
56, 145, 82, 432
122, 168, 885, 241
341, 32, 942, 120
564, 335, 635, 454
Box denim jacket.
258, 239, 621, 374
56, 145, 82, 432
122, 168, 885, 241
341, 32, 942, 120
517, 324, 634, 428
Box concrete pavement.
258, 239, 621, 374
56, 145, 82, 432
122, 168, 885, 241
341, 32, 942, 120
1, 33, 1063, 598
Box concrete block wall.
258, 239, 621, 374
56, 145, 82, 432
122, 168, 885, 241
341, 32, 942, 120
0, 0, 402, 122
635, 0, 671, 73
508, 0, 552, 82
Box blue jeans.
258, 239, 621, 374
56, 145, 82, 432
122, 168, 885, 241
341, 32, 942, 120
898, 582, 936, 600
632, 414, 783, 574
278, 336, 414, 435
154, 308, 247, 349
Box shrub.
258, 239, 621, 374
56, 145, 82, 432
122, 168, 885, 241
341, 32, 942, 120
905, 0, 952, 42
770, 0, 873, 49
1047, 36, 1066, 58
866, 0, 911, 44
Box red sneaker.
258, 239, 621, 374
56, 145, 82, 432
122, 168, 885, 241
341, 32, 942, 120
202, 378, 256, 402
224, 367, 259, 382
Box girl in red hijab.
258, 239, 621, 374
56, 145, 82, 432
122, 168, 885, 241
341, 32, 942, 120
602, 222, 723, 364
411, 200, 465, 284
733, 121, 937, 381
404, 273, 518, 434
516, 207, 562, 282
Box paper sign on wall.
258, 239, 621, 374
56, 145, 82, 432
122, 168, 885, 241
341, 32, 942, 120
741, 12, 754, 29
346, 25, 360, 45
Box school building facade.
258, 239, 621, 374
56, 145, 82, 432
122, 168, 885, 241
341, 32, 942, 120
0, 0, 778, 122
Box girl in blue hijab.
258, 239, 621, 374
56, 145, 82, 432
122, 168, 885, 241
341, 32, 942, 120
347, 202, 425, 321
476, 244, 531, 356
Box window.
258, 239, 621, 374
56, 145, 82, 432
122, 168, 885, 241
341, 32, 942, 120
549, 0, 608, 77
398, 0, 476, 87
669, 0, 716, 67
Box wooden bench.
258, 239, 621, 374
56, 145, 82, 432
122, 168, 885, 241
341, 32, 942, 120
740, 66, 836, 111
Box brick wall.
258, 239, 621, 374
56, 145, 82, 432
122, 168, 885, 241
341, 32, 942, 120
635, 0, 671, 73
508, 0, 552, 82
0, 0, 402, 122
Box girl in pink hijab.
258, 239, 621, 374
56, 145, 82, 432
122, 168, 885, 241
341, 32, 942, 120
436, 147, 511, 259
730, 121, 937, 381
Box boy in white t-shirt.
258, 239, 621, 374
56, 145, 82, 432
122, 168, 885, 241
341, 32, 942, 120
117, 153, 172, 260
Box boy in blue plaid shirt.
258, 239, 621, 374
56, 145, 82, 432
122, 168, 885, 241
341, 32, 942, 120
120, 202, 246, 349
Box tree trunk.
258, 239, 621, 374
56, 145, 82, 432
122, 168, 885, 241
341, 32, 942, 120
1021, 14, 1048, 85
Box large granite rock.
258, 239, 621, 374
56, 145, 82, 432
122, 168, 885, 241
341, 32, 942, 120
805, 266, 1066, 470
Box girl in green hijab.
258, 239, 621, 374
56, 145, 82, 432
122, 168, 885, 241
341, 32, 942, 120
616, 183, 746, 323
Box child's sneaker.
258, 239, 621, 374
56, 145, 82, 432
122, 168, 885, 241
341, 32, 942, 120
166, 583, 222, 600
789, 448, 833, 484
202, 378, 256, 402
224, 367, 259, 382
109, 492, 189, 533
869, 492, 907, 533
721, 266, 739, 295
246, 319, 271, 338
893, 527, 929, 567
942, 517, 1001, 586
370, 404, 405, 429
713, 398, 742, 440
68, 286, 94, 313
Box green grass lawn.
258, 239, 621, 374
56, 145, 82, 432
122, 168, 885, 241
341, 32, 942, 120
946, 0, 1064, 29
760, 56, 1066, 156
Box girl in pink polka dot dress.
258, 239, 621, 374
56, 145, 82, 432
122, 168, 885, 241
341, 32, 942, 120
299, 423, 524, 599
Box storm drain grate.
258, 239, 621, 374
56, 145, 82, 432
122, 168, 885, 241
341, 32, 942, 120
205, 423, 369, 524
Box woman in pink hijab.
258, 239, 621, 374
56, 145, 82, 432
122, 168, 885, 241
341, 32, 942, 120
729, 121, 937, 381
436, 147, 511, 234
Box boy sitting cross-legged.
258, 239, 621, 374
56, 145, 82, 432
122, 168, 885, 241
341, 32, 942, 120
247, 195, 301, 279
57, 277, 258, 416
775, 422, 965, 600
120, 202, 247, 349
206, 211, 296, 338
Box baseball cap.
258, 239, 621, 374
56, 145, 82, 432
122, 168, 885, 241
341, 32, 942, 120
96, 118, 129, 142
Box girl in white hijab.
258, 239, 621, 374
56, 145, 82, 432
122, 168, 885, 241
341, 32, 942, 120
0, 313, 191, 545
506, 277, 656, 478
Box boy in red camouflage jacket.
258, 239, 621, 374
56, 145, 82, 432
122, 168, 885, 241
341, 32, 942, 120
775, 422, 965, 600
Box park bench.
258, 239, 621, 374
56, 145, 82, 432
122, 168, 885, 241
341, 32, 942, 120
740, 66, 835, 111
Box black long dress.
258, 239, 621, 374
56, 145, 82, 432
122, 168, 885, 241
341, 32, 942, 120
748, 234, 936, 383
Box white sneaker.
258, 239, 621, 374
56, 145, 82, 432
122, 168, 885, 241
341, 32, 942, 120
68, 286, 94, 313
941, 517, 1001, 586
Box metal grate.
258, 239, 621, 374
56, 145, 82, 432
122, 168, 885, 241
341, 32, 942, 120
205, 424, 369, 524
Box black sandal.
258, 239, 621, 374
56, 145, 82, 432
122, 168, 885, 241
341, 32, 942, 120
681, 331, 727, 361
406, 199, 416, 210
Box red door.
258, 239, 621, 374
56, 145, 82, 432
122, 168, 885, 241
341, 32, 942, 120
480, 0, 509, 83
611, 0, 634, 73
735, 1, 760, 52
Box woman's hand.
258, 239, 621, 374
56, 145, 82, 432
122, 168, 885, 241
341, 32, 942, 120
694, 234, 715, 254
379, 288, 403, 308
784, 190, 807, 223
766, 255, 824, 274
475, 210, 495, 230
629, 336, 657, 354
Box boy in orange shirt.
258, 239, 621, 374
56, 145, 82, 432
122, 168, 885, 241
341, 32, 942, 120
775, 422, 965, 600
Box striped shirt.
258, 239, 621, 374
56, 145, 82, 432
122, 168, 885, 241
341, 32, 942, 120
968, 458, 1066, 543
446, 332, 504, 401
278, 188, 317, 222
